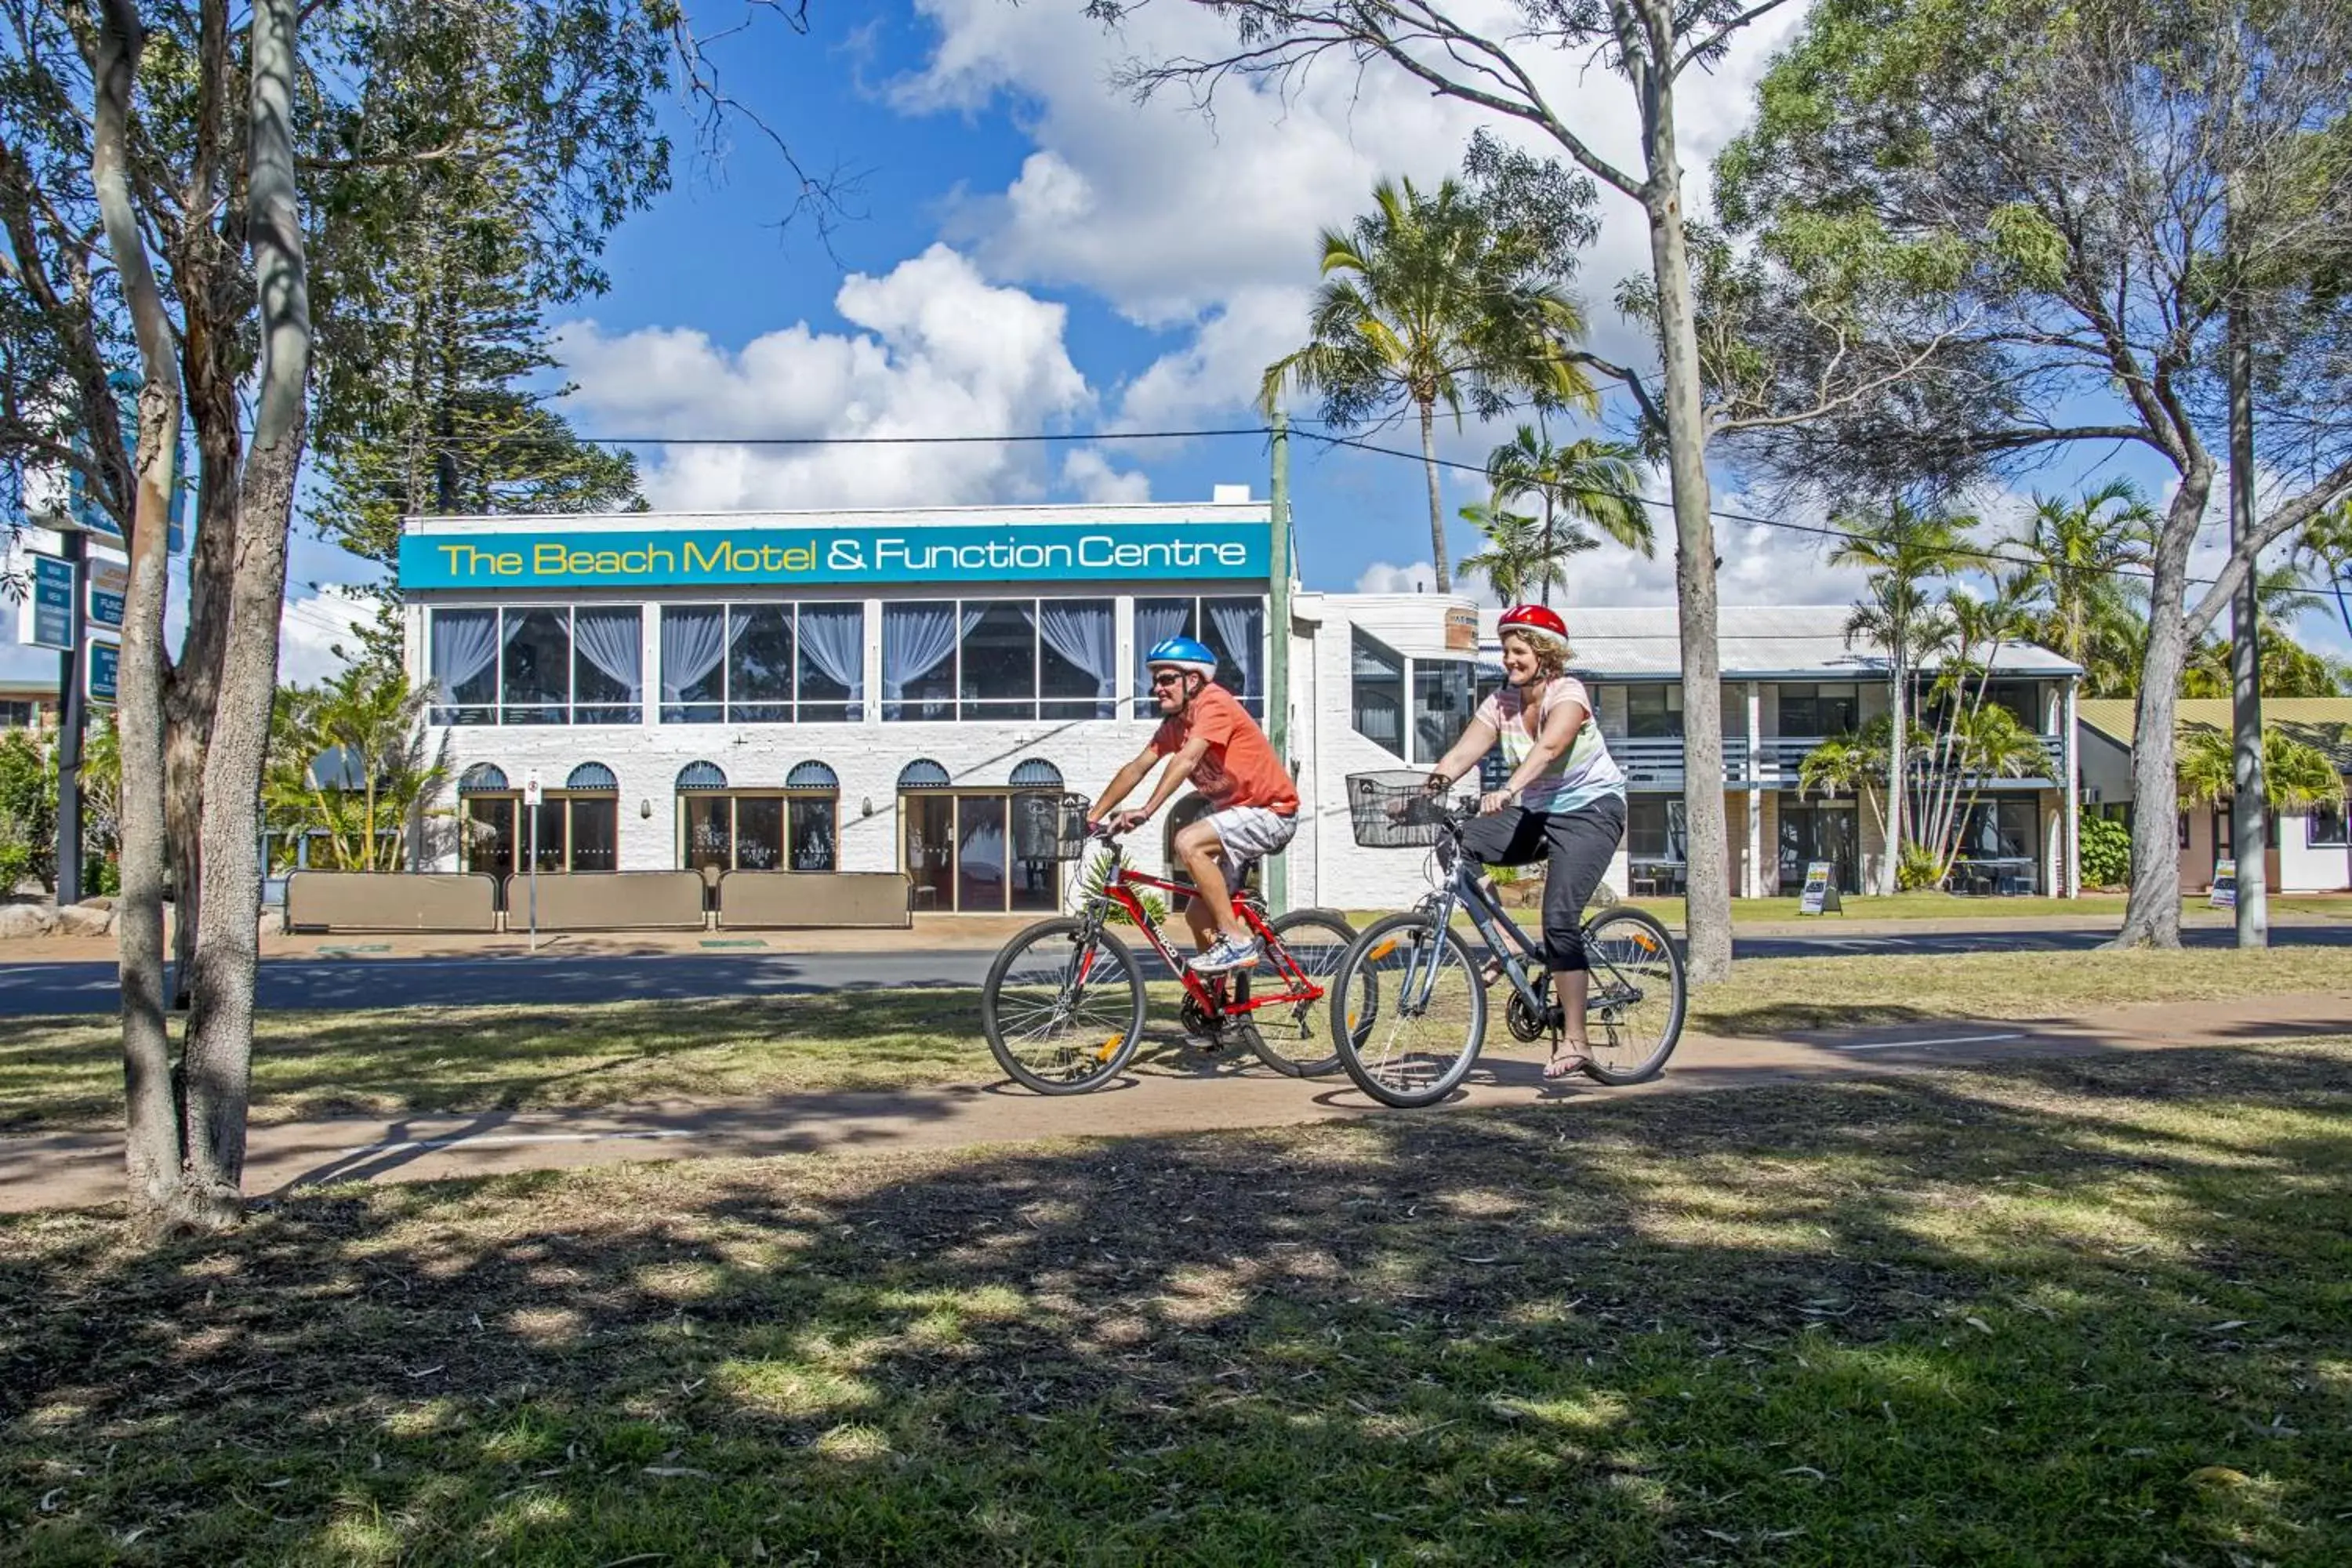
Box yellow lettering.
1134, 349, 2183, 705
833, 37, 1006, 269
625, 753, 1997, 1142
496, 552, 523, 575
594, 550, 624, 575
534, 543, 567, 575
649, 547, 674, 575
782, 545, 815, 572
684, 539, 728, 575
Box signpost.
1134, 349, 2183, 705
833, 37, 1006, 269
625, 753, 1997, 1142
1798, 861, 1843, 916
85, 637, 119, 704
86, 554, 127, 631
18, 552, 74, 651
2209, 857, 2238, 909
522, 770, 543, 951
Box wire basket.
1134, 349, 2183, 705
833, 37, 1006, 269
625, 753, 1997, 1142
1346, 771, 1458, 849
1014, 793, 1098, 862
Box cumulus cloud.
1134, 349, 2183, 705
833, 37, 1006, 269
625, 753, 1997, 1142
554, 245, 1092, 511
277, 586, 379, 685
1060, 448, 1153, 503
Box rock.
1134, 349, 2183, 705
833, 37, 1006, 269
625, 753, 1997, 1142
75, 895, 116, 912
55, 902, 118, 938
0, 904, 60, 939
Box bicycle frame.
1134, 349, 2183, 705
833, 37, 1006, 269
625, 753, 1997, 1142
1073, 840, 1325, 1018
1390, 825, 1646, 1023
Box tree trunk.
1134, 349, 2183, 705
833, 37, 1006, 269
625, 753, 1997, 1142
1634, 49, 1731, 982
177, 0, 314, 1220
1417, 399, 1450, 593
2227, 282, 2267, 949
1882, 663, 1906, 895
2114, 463, 2216, 948
92, 0, 183, 1225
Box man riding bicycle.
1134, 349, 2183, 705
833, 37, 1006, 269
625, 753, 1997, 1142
1421, 604, 1628, 1080
1088, 636, 1298, 974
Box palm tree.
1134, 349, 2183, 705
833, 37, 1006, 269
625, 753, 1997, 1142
1259, 176, 1599, 593
2178, 726, 2348, 811
263, 664, 452, 872
2012, 480, 2156, 673
1483, 423, 1651, 598
1831, 501, 1970, 894
1798, 718, 1892, 856
1932, 704, 2054, 884
1457, 503, 1585, 603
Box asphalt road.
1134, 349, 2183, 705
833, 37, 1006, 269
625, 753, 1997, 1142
3, 922, 2347, 1015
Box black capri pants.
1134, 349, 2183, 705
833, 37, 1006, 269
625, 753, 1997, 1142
1457, 794, 1628, 972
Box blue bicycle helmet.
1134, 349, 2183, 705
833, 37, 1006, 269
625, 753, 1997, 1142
1145, 635, 1219, 677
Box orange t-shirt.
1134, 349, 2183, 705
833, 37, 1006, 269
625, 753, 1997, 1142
1152, 684, 1298, 815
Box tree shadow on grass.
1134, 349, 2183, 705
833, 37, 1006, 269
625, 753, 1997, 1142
2, 1042, 2350, 1563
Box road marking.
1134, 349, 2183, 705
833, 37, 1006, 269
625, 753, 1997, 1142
1834, 1031, 2029, 1053
330, 1128, 700, 1156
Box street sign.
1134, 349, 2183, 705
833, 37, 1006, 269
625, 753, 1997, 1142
1798, 861, 1843, 916
87, 555, 127, 630
2209, 857, 2237, 909
18, 552, 75, 651
522, 769, 544, 806
86, 637, 120, 704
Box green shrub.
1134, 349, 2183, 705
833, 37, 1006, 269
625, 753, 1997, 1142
2081, 815, 2132, 887
1076, 848, 1170, 930
1896, 840, 1943, 892
0, 731, 56, 890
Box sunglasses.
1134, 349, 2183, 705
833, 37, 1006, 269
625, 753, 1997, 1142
1150, 672, 1188, 688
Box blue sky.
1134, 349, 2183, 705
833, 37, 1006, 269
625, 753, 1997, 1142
11, 0, 2343, 689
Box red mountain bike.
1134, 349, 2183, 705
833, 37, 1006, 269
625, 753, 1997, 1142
979, 796, 1369, 1094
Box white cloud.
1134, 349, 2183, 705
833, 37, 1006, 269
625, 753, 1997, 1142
277, 586, 377, 685
554, 244, 1092, 511
1060, 448, 1152, 503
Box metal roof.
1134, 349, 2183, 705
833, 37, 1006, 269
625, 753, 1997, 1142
1476, 605, 2078, 679
2078, 698, 2352, 770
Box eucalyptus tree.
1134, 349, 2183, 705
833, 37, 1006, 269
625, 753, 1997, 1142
1258, 175, 1599, 593
1096, 0, 1905, 984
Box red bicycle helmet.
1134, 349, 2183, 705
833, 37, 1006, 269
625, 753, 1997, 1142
1497, 603, 1570, 649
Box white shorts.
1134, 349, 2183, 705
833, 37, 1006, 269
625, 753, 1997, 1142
1203, 804, 1298, 887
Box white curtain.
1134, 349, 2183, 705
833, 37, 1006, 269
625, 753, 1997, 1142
572, 608, 642, 701
797, 604, 864, 702
1038, 599, 1115, 707
430, 609, 497, 709
1133, 598, 1190, 713
660, 605, 728, 703
1209, 599, 1262, 701
883, 603, 982, 706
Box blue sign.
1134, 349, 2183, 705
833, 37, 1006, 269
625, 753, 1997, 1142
21, 552, 74, 652
89, 588, 125, 630
88, 557, 126, 630
87, 637, 119, 704
397, 521, 1272, 590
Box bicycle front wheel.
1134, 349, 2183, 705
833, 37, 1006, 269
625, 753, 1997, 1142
1331, 911, 1486, 1109
981, 918, 1148, 1094
1240, 909, 1361, 1078
1579, 906, 1685, 1085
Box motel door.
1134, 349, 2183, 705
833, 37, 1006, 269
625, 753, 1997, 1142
902, 791, 1063, 913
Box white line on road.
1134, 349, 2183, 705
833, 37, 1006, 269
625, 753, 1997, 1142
1834, 1031, 2030, 1053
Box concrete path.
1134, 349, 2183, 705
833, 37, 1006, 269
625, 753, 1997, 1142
5, 916, 2348, 1015
7, 990, 2345, 1214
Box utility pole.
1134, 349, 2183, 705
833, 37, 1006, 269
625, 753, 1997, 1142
56, 529, 87, 905
1265, 411, 1292, 916
2227, 184, 2267, 949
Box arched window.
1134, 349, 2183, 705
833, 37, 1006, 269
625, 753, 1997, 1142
676, 760, 728, 791
458, 762, 509, 793
1008, 758, 1063, 789
898, 758, 950, 789
786, 760, 839, 791
565, 761, 618, 791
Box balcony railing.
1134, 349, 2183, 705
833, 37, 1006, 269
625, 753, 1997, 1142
1606, 732, 2063, 789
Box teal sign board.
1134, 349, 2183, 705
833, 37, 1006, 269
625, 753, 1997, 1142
397, 521, 1271, 590
87, 637, 119, 704
24, 553, 74, 651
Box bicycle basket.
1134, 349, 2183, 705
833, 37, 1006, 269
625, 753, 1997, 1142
1346, 771, 1457, 849
1014, 793, 1097, 862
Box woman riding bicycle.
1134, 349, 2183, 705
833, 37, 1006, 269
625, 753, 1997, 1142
1421, 603, 1628, 1080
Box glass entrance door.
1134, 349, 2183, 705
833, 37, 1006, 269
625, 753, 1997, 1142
903, 795, 955, 911
1778, 799, 1859, 893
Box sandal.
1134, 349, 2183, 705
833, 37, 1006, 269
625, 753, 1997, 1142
1543, 1044, 1591, 1081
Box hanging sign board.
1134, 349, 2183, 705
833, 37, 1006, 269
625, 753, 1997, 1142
85, 636, 120, 704
2209, 858, 2237, 909
86, 554, 128, 630
1798, 861, 1842, 916
19, 552, 75, 651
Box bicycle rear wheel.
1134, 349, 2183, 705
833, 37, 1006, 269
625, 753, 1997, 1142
981, 918, 1148, 1094
1239, 909, 1362, 1078
1578, 906, 1685, 1085
1330, 911, 1486, 1109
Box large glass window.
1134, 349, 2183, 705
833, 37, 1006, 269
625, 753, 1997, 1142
500, 609, 571, 725
789, 797, 838, 871
432, 606, 644, 726
1777, 682, 1857, 737
1411, 659, 1477, 767
572, 608, 643, 724
1777, 797, 1860, 894
900, 790, 1063, 912
1134, 596, 1265, 717
459, 793, 616, 874
662, 602, 869, 724
881, 598, 1116, 722
1627, 796, 1688, 862
2310, 800, 2349, 848
1351, 629, 1406, 754
1624, 684, 1683, 739
672, 790, 840, 873
431, 608, 499, 724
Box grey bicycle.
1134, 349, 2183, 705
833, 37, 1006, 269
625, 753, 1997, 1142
1330, 771, 1686, 1109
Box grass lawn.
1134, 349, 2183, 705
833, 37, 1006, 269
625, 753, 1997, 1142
5, 1040, 2349, 1563
4, 948, 2347, 1132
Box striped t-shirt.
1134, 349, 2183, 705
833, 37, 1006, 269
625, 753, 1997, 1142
1474, 676, 1625, 813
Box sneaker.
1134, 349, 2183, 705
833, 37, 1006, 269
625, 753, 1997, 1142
1189, 935, 1261, 975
